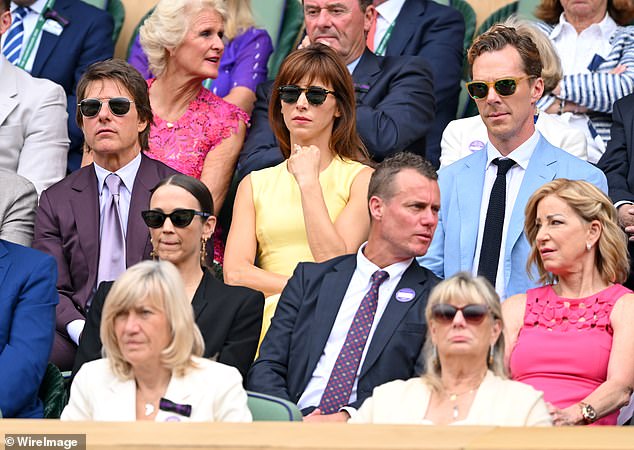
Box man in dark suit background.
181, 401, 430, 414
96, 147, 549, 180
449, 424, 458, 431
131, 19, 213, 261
237, 0, 435, 179
598, 93, 634, 288
2, 0, 114, 171
371, 0, 465, 167
248, 152, 440, 421
33, 60, 179, 371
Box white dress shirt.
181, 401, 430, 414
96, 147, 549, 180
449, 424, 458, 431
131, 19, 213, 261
472, 131, 539, 299
1, 0, 50, 72
297, 244, 412, 410
372, 0, 406, 50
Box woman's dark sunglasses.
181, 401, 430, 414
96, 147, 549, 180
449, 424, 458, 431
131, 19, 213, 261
278, 85, 335, 106
431, 304, 490, 324
78, 97, 135, 117
465, 76, 535, 100
141, 209, 211, 228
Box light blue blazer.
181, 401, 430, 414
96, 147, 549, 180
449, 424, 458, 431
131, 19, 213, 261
419, 135, 608, 299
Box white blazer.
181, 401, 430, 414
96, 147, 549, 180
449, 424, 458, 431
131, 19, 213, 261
350, 371, 552, 426
440, 113, 587, 169
62, 357, 252, 422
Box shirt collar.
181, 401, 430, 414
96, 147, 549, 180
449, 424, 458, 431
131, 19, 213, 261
94, 153, 142, 194
376, 0, 406, 24
347, 54, 362, 74
552, 11, 617, 40
485, 129, 540, 171
356, 242, 412, 281
12, 0, 47, 15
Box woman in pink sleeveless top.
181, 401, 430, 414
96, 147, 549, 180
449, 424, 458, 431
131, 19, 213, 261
503, 179, 634, 425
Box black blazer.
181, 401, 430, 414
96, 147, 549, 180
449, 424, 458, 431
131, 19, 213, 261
72, 270, 264, 381
247, 255, 438, 409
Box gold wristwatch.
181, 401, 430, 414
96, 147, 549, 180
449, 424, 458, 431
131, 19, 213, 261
579, 402, 597, 424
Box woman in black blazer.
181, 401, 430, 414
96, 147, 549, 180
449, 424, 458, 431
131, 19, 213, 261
73, 174, 264, 381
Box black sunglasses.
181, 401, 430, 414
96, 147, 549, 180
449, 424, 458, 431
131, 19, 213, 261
431, 304, 490, 324
465, 76, 535, 100
141, 209, 211, 228
78, 97, 135, 117
278, 85, 335, 106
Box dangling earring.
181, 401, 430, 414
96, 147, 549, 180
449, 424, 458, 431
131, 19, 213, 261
586, 242, 592, 252
433, 344, 440, 369
488, 345, 494, 366
150, 239, 158, 260
200, 236, 208, 267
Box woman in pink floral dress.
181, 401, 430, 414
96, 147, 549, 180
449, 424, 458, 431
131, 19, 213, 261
140, 0, 248, 264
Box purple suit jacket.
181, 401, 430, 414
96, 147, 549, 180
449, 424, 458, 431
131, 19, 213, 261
33, 154, 179, 369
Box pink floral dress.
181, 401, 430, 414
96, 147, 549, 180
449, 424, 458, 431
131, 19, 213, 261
509, 284, 631, 425
145, 79, 249, 264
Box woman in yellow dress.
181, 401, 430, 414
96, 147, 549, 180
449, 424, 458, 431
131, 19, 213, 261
224, 44, 373, 341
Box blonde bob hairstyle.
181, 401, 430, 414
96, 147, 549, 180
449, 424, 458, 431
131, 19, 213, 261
100, 260, 204, 380
503, 16, 562, 95
524, 179, 629, 286
421, 272, 506, 393
140, 0, 227, 78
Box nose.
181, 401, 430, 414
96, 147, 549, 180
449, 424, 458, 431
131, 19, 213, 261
211, 34, 224, 52
97, 100, 112, 121
124, 311, 141, 333
536, 225, 548, 243
486, 83, 501, 104
162, 216, 176, 233
315, 8, 332, 28
295, 91, 309, 109
420, 207, 438, 227
452, 309, 467, 327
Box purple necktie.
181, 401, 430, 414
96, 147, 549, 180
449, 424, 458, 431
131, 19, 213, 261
318, 269, 389, 414
97, 174, 126, 286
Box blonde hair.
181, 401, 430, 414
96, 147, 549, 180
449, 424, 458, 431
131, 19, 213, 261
100, 260, 204, 379
524, 179, 629, 285
503, 16, 562, 95
421, 272, 506, 392
223, 0, 255, 41
140, 0, 227, 77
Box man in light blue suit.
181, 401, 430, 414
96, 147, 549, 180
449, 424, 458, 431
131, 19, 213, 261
419, 25, 607, 300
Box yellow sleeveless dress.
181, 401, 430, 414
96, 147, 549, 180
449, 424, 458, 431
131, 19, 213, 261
251, 156, 368, 343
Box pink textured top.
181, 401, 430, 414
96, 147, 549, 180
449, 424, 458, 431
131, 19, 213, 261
145, 79, 249, 178
509, 284, 631, 425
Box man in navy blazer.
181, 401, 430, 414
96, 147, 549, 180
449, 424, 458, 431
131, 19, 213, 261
419, 25, 607, 300
374, 0, 465, 167
237, 0, 434, 179
0, 240, 57, 417
33, 60, 179, 371
598, 93, 634, 287
4, 0, 114, 171
248, 152, 440, 420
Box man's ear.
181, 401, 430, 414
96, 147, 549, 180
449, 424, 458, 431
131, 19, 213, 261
368, 195, 383, 221
0, 10, 11, 35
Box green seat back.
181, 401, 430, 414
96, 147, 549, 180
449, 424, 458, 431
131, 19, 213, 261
247, 391, 303, 421
38, 363, 68, 419
450, 0, 477, 57
475, 1, 519, 36
81, 0, 107, 8
517, 0, 541, 20
107, 0, 125, 43
267, 0, 304, 79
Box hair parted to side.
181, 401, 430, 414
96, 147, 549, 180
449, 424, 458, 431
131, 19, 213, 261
100, 260, 204, 380
269, 44, 369, 162
76, 59, 154, 151
535, 0, 634, 26
467, 24, 543, 80
502, 16, 562, 95
368, 152, 437, 203
524, 179, 629, 285
140, 0, 227, 78
421, 272, 506, 392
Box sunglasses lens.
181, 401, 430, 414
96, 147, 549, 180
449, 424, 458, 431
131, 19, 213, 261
461, 305, 489, 324
306, 87, 328, 105
494, 79, 518, 96
80, 99, 102, 117
279, 86, 301, 103
170, 210, 196, 227
431, 304, 457, 323
109, 98, 132, 116
142, 211, 165, 228
467, 82, 488, 99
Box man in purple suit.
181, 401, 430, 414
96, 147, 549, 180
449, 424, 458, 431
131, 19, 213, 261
33, 59, 179, 371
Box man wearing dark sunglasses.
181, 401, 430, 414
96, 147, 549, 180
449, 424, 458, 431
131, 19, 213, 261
249, 152, 440, 422
419, 25, 607, 301
237, 0, 435, 179
32, 60, 179, 371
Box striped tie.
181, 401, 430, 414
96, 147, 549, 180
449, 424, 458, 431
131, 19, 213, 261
2, 7, 29, 65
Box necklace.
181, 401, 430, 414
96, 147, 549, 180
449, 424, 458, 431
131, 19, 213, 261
144, 402, 155, 416
445, 388, 477, 420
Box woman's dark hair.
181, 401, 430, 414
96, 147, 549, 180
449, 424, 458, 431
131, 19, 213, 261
151, 174, 214, 216
269, 44, 368, 163
535, 0, 634, 26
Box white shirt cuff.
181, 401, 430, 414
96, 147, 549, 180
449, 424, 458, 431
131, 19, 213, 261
67, 319, 86, 346
615, 201, 634, 209
341, 406, 357, 421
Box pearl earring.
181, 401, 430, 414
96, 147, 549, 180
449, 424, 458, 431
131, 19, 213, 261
586, 242, 592, 251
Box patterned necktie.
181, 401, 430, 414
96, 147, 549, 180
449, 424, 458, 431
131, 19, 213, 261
97, 174, 126, 287
2, 7, 29, 65
477, 158, 516, 286
318, 269, 390, 414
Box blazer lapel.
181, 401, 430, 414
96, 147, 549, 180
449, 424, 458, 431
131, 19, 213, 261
70, 166, 100, 287
456, 151, 487, 270
351, 49, 382, 103
106, 373, 137, 420
386, 0, 425, 56
304, 256, 357, 387
0, 241, 10, 288
191, 271, 211, 320
359, 261, 429, 378
31, 0, 71, 76
126, 154, 156, 265
0, 57, 18, 126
